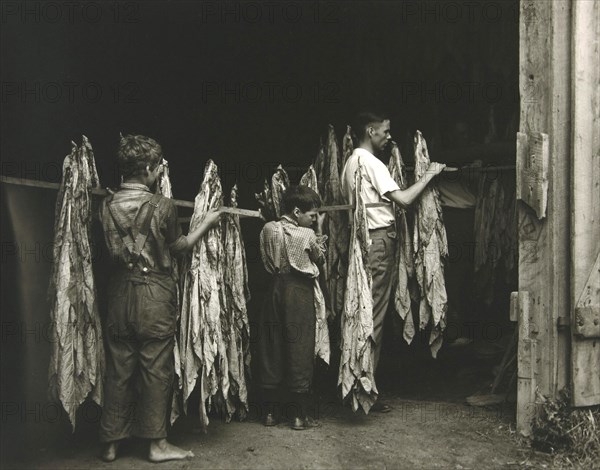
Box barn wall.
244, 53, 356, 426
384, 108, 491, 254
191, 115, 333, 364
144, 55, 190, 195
570, 0, 600, 407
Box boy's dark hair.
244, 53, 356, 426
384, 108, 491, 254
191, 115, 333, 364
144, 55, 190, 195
282, 185, 322, 213
353, 111, 389, 141
118, 134, 163, 179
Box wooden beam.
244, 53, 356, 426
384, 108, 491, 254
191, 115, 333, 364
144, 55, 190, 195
0, 174, 428, 222
0, 175, 195, 208
178, 207, 263, 223
518, 0, 572, 431
549, 0, 574, 400
220, 207, 261, 218
517, 291, 537, 436
570, 0, 600, 407
0, 175, 77, 192
0, 176, 406, 213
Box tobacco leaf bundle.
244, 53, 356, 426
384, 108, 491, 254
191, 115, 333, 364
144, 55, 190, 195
298, 163, 331, 364
157, 158, 174, 199
221, 184, 252, 421
341, 125, 354, 172
179, 160, 225, 431
47, 136, 105, 429
271, 165, 290, 219
473, 173, 517, 305
338, 162, 378, 414
299, 164, 318, 191
412, 131, 448, 358
255, 180, 277, 222
323, 125, 349, 320
314, 140, 326, 197
388, 142, 416, 344
155, 159, 184, 425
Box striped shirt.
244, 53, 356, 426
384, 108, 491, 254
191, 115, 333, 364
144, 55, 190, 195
260, 215, 327, 278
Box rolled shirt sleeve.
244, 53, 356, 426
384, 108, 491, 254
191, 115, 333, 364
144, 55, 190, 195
165, 200, 187, 255
341, 149, 400, 230
364, 156, 400, 199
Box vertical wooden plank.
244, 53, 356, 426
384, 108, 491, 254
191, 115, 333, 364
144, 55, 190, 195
571, 0, 600, 407
517, 291, 537, 435
549, 0, 573, 402
518, 0, 572, 421
518, 3, 547, 422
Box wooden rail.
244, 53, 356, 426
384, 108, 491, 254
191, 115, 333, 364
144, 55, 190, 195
1, 175, 398, 220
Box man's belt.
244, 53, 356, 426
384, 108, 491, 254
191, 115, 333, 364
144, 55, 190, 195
368, 225, 397, 239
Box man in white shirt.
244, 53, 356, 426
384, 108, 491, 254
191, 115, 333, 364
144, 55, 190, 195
341, 112, 445, 412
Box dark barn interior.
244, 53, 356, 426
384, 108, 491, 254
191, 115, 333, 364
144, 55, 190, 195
1, 0, 520, 462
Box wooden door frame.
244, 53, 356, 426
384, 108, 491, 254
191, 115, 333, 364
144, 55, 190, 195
516, 0, 572, 435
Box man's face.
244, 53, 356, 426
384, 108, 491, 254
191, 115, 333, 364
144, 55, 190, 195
368, 120, 392, 154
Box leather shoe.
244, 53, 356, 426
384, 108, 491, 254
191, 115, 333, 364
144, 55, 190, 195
290, 417, 305, 430
264, 413, 277, 427
302, 416, 321, 428
290, 417, 321, 430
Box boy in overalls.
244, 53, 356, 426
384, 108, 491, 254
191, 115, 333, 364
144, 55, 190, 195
99, 135, 221, 462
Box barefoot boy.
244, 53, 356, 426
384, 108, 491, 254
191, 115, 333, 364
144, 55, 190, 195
99, 135, 221, 462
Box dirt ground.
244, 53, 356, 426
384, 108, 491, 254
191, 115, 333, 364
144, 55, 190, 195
2, 397, 552, 470
2, 339, 554, 470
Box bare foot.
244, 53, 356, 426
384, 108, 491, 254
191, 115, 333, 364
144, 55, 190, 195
148, 439, 194, 462
101, 441, 120, 462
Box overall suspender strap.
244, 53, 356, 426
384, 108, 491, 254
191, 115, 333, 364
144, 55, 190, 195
132, 193, 161, 263
272, 222, 283, 273
107, 193, 162, 268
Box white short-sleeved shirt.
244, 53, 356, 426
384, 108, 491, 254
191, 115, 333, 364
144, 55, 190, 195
341, 148, 400, 230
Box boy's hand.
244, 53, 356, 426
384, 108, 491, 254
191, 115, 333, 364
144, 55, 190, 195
204, 209, 223, 227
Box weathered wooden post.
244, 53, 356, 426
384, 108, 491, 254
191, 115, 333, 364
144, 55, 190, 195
570, 0, 600, 407
516, 0, 572, 434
